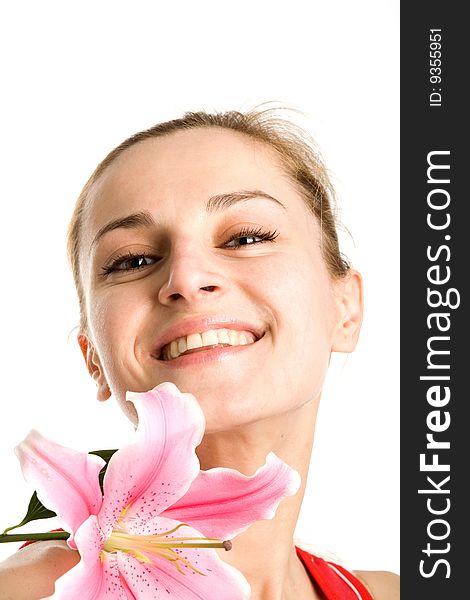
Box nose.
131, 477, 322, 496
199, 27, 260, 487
157, 243, 226, 306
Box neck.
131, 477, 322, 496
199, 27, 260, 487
196, 397, 322, 600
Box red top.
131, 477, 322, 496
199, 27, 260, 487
296, 546, 374, 600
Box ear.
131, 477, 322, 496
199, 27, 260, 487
77, 334, 111, 401
331, 270, 364, 353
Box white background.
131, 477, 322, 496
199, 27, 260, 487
0, 0, 399, 574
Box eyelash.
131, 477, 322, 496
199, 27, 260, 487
101, 226, 279, 276
101, 252, 158, 277
224, 226, 279, 248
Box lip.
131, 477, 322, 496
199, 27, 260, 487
152, 316, 265, 361
156, 342, 261, 368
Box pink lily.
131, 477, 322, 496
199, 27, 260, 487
15, 382, 300, 599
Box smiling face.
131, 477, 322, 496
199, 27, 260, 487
78, 127, 355, 432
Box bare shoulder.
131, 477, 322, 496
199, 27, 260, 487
353, 569, 400, 600
0, 540, 80, 600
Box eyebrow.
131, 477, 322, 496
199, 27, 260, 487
91, 211, 156, 248
91, 189, 286, 247
205, 190, 286, 213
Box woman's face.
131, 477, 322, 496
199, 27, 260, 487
79, 128, 346, 432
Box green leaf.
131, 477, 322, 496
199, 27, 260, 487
2, 491, 56, 534
89, 448, 118, 493
2, 448, 117, 535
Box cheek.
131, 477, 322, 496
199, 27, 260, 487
267, 260, 337, 398
242, 248, 337, 358
87, 286, 151, 388
89, 281, 152, 338
266, 256, 335, 339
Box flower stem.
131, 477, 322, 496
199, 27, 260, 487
0, 531, 70, 543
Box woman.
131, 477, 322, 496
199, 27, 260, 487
0, 109, 399, 599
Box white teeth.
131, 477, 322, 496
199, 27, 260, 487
161, 328, 258, 360
186, 333, 203, 350
216, 329, 230, 344
201, 330, 219, 346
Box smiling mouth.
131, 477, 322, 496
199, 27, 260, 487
159, 328, 259, 361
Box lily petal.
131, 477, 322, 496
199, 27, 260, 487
161, 452, 301, 539
15, 430, 104, 545
53, 516, 132, 599
99, 383, 205, 537
116, 531, 251, 599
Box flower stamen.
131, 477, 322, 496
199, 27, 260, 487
102, 523, 232, 575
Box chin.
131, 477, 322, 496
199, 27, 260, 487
196, 385, 286, 434
116, 397, 139, 427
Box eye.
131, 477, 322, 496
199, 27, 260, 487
101, 252, 159, 276
224, 226, 279, 249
